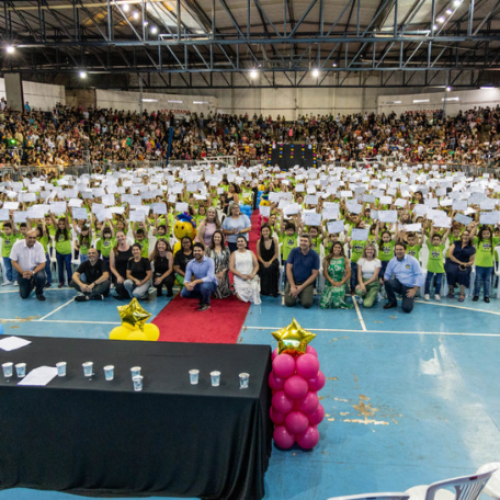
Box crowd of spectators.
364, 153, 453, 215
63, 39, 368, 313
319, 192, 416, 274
1, 97, 500, 168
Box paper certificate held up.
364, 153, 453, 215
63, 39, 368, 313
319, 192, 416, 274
303, 213, 322, 227
327, 220, 344, 234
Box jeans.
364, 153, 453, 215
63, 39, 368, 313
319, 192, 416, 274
124, 279, 150, 299
56, 252, 72, 285
473, 266, 493, 298
2, 257, 18, 283
181, 281, 217, 304
44, 253, 52, 285
19, 270, 46, 298
350, 261, 358, 292
80, 253, 89, 263
384, 278, 417, 313
71, 279, 111, 298
424, 272, 443, 296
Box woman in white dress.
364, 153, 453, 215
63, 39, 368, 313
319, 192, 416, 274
229, 236, 262, 305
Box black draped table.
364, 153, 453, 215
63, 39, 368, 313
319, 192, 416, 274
0, 337, 273, 500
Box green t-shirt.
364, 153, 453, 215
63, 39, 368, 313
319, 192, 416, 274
280, 233, 297, 261
474, 237, 500, 268
135, 238, 149, 258
351, 240, 367, 263
38, 235, 49, 254
79, 239, 90, 256
407, 244, 422, 259
98, 237, 115, 258
1, 233, 20, 258
378, 240, 396, 262
427, 242, 446, 273
55, 232, 72, 255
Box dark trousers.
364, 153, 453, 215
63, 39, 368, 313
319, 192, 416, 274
56, 252, 72, 285
180, 281, 217, 304
19, 270, 46, 299
384, 278, 416, 313
71, 279, 111, 298
155, 273, 175, 295
284, 281, 315, 309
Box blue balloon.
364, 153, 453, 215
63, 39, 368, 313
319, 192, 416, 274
0, 324, 4, 335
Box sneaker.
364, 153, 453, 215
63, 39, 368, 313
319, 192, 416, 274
484, 297, 490, 303
13, 281, 18, 286
424, 294, 430, 301
166, 290, 173, 297
1, 281, 11, 286
377, 293, 383, 302
58, 282, 63, 288
434, 294, 441, 301
198, 303, 210, 311
36, 295, 46, 302
472, 296, 479, 302
113, 295, 123, 300
44, 283, 51, 288
92, 294, 103, 301
75, 295, 89, 302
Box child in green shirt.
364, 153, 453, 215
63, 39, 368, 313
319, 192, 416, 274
472, 225, 500, 302
424, 226, 450, 301
0, 221, 20, 285
280, 222, 298, 264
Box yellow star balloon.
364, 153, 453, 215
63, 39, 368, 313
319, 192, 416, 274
117, 298, 151, 331
272, 318, 316, 355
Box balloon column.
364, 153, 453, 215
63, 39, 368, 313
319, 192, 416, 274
269, 318, 325, 450
109, 298, 160, 341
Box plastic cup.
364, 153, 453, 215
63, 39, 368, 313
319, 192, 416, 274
2, 362, 13, 379
130, 366, 141, 379
15, 363, 26, 378
189, 369, 199, 385
82, 362, 93, 377
132, 375, 143, 392
104, 365, 114, 381
210, 371, 221, 387
56, 362, 67, 377
239, 372, 250, 389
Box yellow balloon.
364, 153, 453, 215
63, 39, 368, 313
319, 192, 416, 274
109, 326, 133, 340
143, 323, 160, 341
122, 322, 135, 331
126, 331, 149, 341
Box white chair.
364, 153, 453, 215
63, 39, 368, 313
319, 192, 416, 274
476, 463, 500, 499
405, 469, 496, 500
70, 242, 80, 270
327, 493, 409, 500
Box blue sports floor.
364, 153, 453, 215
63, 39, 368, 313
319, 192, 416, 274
1, 286, 499, 500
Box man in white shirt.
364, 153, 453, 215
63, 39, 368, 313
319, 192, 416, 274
10, 230, 47, 301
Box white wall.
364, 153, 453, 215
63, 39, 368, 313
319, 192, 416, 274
0, 78, 65, 111
378, 88, 500, 115
95, 89, 217, 116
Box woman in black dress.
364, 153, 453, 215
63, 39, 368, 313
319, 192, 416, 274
109, 231, 133, 300
445, 230, 476, 302
256, 224, 280, 297
150, 239, 175, 297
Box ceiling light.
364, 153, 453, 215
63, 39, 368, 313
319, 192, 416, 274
413, 99, 429, 103
133, 11, 139, 20
250, 69, 258, 79
168, 100, 183, 103
437, 16, 445, 23
312, 68, 320, 78
442, 97, 460, 101
79, 71, 87, 78
332, 62, 337, 67
433, 24, 438, 30
480, 86, 495, 89
122, 3, 130, 12
193, 101, 209, 104
6, 46, 15, 54
143, 21, 148, 26
446, 9, 453, 14
142, 98, 158, 102
150, 26, 158, 34
453, 0, 461, 5
446, 86, 452, 91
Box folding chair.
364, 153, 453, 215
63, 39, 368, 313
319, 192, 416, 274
328, 493, 409, 500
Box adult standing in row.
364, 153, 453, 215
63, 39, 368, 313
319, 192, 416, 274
222, 204, 251, 253
109, 231, 132, 300
257, 224, 280, 297
207, 230, 231, 299
196, 207, 220, 249
445, 230, 476, 302
150, 240, 175, 297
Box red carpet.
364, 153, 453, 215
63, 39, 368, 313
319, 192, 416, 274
154, 210, 261, 344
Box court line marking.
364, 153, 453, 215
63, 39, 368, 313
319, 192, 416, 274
352, 299, 367, 331
0, 318, 120, 325
37, 298, 75, 321
413, 299, 500, 316
243, 326, 500, 338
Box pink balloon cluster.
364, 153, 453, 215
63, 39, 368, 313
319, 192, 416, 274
269, 345, 325, 450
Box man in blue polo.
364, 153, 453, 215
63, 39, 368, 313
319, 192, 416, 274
383, 242, 425, 313
181, 242, 217, 311
285, 233, 320, 308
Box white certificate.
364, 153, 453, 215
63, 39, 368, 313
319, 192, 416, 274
454, 214, 473, 226
305, 195, 318, 206
351, 228, 369, 241
327, 220, 345, 234
480, 212, 499, 225
303, 213, 322, 226
378, 210, 398, 223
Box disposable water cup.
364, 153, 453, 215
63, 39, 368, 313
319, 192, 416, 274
56, 362, 67, 377
2, 362, 13, 379
239, 373, 250, 389
15, 363, 26, 378
132, 375, 143, 392
82, 362, 93, 377
104, 365, 114, 381
210, 371, 221, 387
189, 369, 199, 385
130, 366, 141, 379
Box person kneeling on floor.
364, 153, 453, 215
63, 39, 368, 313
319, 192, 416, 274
383, 242, 424, 314
71, 248, 111, 302
180, 242, 217, 311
